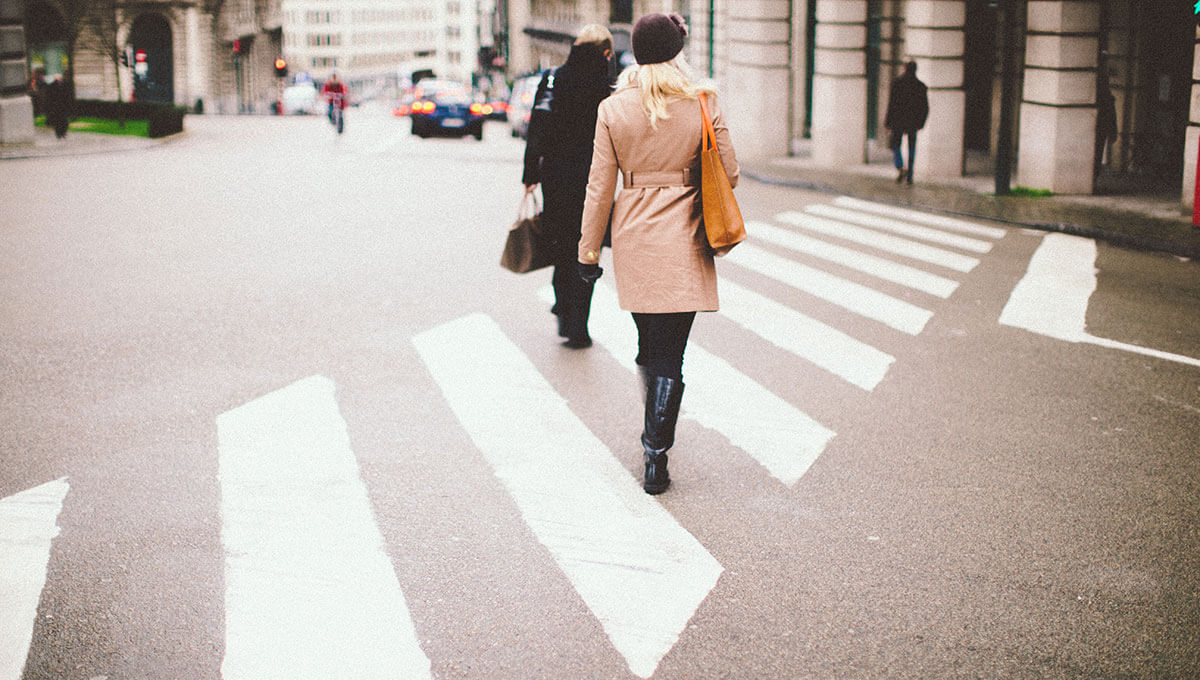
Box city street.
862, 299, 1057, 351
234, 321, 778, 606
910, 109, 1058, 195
2, 105, 1198, 679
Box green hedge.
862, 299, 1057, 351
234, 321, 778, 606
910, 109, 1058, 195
72, 99, 187, 138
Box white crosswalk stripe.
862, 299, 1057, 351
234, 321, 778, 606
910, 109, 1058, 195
747, 219, 960, 298
777, 210, 981, 272
0, 478, 68, 680
834, 196, 1008, 239
414, 314, 723, 679
719, 278, 896, 391
217, 376, 432, 680
726, 242, 934, 335
808, 204, 995, 253
540, 284, 836, 486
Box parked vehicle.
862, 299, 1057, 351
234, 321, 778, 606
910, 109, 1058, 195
409, 81, 486, 140
507, 72, 543, 139
281, 83, 318, 114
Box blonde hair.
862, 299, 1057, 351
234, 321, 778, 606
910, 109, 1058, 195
575, 24, 613, 53
617, 54, 715, 128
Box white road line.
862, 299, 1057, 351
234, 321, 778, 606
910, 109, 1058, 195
217, 376, 432, 680
727, 243, 933, 335
776, 211, 980, 273
747, 220, 959, 298
834, 196, 1008, 239
0, 478, 68, 680
719, 279, 895, 391
540, 284, 835, 485
414, 314, 722, 678
1000, 233, 1200, 367
807, 204, 994, 253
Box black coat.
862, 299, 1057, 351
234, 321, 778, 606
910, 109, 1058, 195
521, 44, 612, 259
884, 72, 929, 133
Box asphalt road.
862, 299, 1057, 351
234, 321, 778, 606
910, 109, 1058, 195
1, 105, 1198, 679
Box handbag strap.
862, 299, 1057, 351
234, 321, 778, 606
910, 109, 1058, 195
518, 189, 540, 221
698, 93, 717, 152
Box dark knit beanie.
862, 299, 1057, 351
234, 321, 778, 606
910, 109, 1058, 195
632, 13, 688, 65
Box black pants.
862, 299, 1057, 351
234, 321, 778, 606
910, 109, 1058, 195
552, 258, 594, 341
892, 129, 917, 182
632, 312, 697, 380
543, 172, 594, 342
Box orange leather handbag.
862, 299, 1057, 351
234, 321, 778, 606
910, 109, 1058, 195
699, 93, 746, 254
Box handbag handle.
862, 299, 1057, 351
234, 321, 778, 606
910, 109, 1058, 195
699, 93, 717, 153
516, 187, 541, 223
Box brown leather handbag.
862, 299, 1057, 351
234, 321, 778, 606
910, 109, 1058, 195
699, 93, 746, 254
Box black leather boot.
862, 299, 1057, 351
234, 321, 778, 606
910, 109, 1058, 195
641, 375, 684, 495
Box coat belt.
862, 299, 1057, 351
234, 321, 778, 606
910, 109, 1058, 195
623, 169, 697, 188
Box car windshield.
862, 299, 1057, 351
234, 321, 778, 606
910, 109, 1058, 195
435, 91, 472, 105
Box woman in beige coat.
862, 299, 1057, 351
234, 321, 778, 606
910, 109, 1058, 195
577, 12, 738, 495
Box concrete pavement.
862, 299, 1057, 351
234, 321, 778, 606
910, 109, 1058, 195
6, 117, 1199, 259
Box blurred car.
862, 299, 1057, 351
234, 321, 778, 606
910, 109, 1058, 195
281, 83, 318, 114
481, 95, 509, 121
409, 82, 486, 140
507, 72, 543, 139
392, 90, 415, 117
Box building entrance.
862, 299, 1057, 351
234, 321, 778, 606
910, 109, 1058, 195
130, 13, 174, 104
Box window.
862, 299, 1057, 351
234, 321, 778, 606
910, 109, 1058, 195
611, 0, 632, 24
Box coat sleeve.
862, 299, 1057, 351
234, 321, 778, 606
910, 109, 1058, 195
521, 71, 553, 185
709, 94, 740, 189
578, 103, 617, 264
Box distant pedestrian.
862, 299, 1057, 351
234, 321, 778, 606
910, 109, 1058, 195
28, 67, 45, 119
522, 24, 614, 349
884, 60, 929, 184
576, 13, 739, 495
42, 74, 71, 139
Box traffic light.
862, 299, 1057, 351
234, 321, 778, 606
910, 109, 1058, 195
274, 57, 288, 78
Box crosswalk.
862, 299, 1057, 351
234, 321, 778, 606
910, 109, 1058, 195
3, 197, 1009, 679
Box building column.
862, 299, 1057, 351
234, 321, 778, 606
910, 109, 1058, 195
904, 0, 964, 180
1182, 25, 1200, 213
811, 0, 867, 166
721, 0, 792, 161
1017, 1, 1100, 195
187, 6, 209, 111
0, 0, 34, 145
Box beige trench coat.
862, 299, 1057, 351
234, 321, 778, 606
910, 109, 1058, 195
578, 87, 739, 313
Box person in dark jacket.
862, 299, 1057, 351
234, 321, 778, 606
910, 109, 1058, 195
42, 74, 72, 139
884, 60, 929, 185
522, 25, 614, 349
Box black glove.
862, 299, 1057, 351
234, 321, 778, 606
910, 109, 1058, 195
578, 262, 603, 283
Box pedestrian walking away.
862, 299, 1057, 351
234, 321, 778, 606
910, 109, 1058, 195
42, 74, 72, 139
577, 12, 739, 495
884, 60, 929, 185
522, 24, 615, 349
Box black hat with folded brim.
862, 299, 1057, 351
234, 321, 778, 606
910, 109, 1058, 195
632, 13, 688, 65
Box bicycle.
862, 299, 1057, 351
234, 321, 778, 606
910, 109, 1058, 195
326, 94, 345, 134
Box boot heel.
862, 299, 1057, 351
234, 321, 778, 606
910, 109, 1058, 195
643, 451, 670, 494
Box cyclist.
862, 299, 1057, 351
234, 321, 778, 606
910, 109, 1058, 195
321, 72, 348, 131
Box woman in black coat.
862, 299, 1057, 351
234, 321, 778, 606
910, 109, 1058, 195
522, 26, 614, 349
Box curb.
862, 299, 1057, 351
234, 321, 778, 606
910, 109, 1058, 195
0, 130, 184, 161
743, 169, 1200, 261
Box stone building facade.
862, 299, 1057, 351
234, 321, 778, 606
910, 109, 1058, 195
507, 0, 687, 76
688, 0, 1199, 207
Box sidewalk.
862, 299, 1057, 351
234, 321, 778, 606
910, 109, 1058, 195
0, 124, 167, 160
744, 150, 1200, 260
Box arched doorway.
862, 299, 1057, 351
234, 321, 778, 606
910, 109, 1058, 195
130, 13, 173, 104
25, 2, 69, 78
